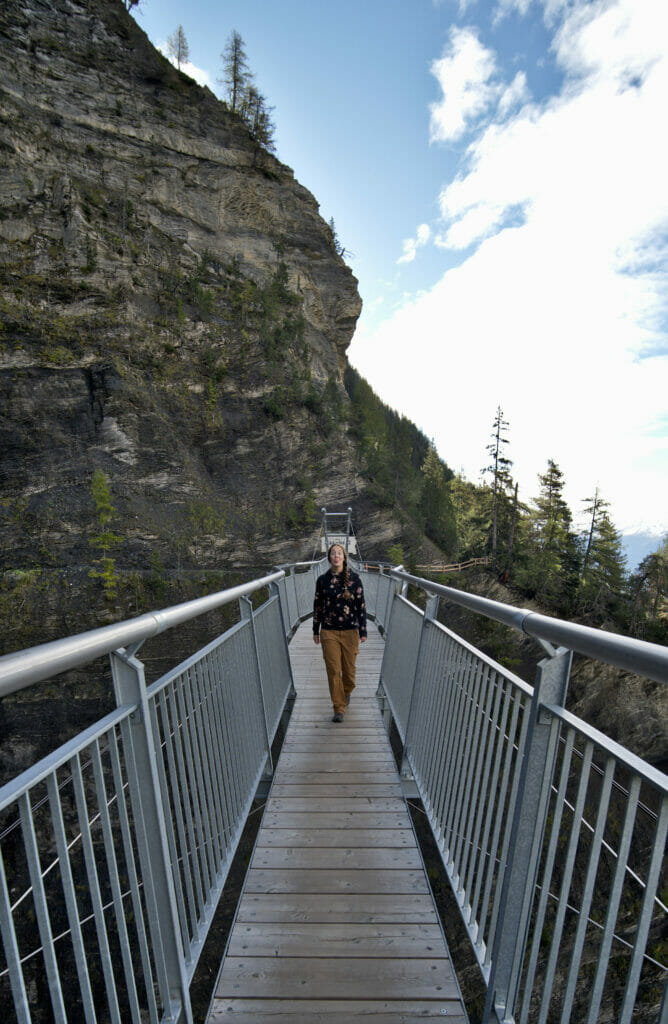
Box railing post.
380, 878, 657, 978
483, 646, 573, 1024
269, 580, 297, 704
383, 569, 396, 634
109, 648, 193, 1024
399, 594, 439, 798
239, 596, 274, 794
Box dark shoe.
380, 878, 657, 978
345, 693, 351, 706
332, 712, 344, 723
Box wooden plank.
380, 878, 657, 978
266, 797, 406, 813
275, 772, 399, 786
277, 754, 397, 769
227, 922, 446, 958
251, 848, 423, 870
244, 868, 430, 895
208, 999, 468, 1022
215, 956, 457, 1000
260, 811, 411, 829
235, 893, 440, 924
269, 784, 402, 798
255, 828, 415, 848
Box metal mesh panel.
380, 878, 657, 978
359, 568, 380, 619
285, 575, 299, 632
253, 597, 293, 741
511, 711, 668, 1024
379, 595, 423, 742
294, 568, 316, 619
148, 620, 268, 973
0, 711, 171, 1024
275, 576, 291, 636
375, 573, 395, 632
402, 617, 532, 976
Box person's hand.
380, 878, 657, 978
314, 635, 320, 645
360, 636, 367, 643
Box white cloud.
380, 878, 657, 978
498, 71, 530, 115
351, 0, 668, 532
397, 223, 432, 264
429, 28, 500, 142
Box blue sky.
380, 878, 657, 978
132, 0, 667, 544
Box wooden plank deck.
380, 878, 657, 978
207, 620, 468, 1023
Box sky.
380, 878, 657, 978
132, 0, 668, 552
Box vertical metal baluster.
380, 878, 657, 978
464, 666, 503, 918
619, 793, 668, 1024
586, 776, 641, 1024
401, 596, 438, 795
481, 685, 525, 968
452, 659, 488, 887
69, 755, 123, 1024
107, 729, 160, 1024
429, 636, 456, 847
89, 739, 143, 1024
167, 678, 205, 920
45, 772, 97, 1023
154, 689, 194, 951
535, 732, 587, 1024
197, 654, 227, 866
0, 847, 31, 1023
556, 754, 616, 1024
19, 789, 69, 1022
417, 625, 442, 807
175, 671, 212, 902
208, 644, 238, 854
441, 645, 471, 862
188, 662, 221, 880
469, 671, 512, 942
239, 596, 273, 793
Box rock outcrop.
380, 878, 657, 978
0, 0, 399, 617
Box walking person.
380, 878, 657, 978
313, 543, 367, 722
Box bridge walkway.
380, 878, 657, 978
207, 620, 468, 1022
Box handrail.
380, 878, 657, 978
391, 568, 668, 685
0, 569, 285, 698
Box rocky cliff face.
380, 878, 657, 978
0, 0, 395, 618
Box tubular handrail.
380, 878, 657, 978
0, 569, 285, 698
391, 568, 668, 685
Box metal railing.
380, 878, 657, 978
0, 567, 313, 1024
366, 565, 668, 1024
2, 552, 666, 1024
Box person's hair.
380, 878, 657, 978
328, 543, 351, 589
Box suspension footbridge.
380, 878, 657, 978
0, 510, 666, 1024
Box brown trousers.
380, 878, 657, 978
320, 629, 360, 714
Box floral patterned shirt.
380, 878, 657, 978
313, 569, 367, 638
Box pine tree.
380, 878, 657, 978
244, 85, 276, 151
577, 492, 626, 619
484, 406, 513, 568
523, 459, 579, 611
219, 30, 252, 113
449, 475, 490, 561
167, 25, 190, 70
420, 443, 457, 554
626, 537, 667, 642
